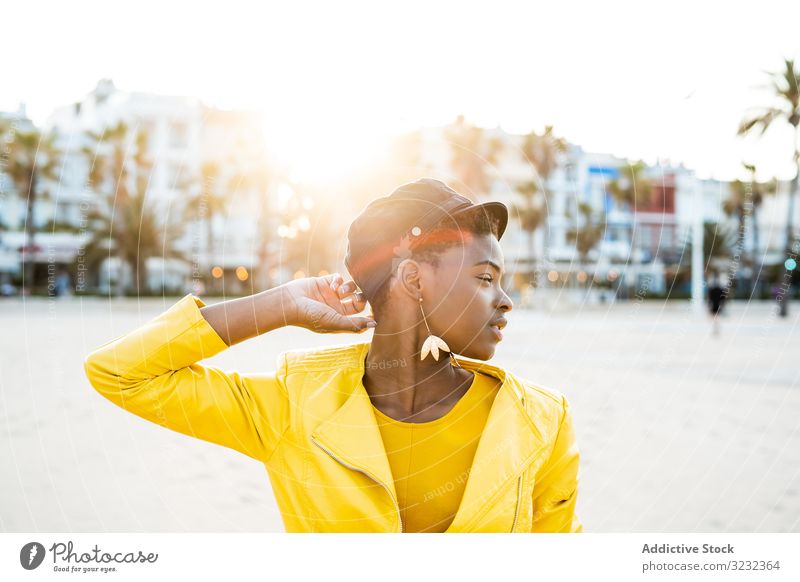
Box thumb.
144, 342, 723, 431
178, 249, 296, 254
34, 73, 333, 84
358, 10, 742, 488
328, 313, 377, 333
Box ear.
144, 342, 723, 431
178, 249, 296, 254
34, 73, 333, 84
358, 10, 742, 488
395, 258, 425, 300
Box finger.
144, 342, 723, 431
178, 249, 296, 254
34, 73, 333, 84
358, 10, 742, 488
353, 290, 368, 310
339, 290, 367, 315
333, 280, 366, 314
328, 273, 343, 292
339, 315, 377, 333
335, 280, 359, 302
328, 276, 360, 316
315, 276, 352, 316
320, 273, 341, 295
320, 308, 376, 334
319, 276, 368, 318
334, 278, 359, 299
335, 280, 365, 304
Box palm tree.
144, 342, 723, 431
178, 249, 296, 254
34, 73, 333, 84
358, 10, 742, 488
82, 121, 185, 294
681, 221, 738, 274
510, 181, 546, 286
3, 127, 60, 293
515, 126, 568, 285
445, 115, 504, 197
738, 57, 800, 314
725, 163, 777, 296
226, 162, 275, 293
566, 202, 607, 286
184, 161, 230, 292
608, 160, 652, 271
520, 126, 568, 183
723, 174, 750, 296
82, 120, 135, 295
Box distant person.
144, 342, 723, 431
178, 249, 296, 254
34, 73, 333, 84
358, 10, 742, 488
54, 270, 72, 297
707, 275, 727, 336
771, 282, 788, 318
84, 178, 581, 533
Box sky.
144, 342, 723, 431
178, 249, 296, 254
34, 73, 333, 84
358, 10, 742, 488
3, 0, 800, 183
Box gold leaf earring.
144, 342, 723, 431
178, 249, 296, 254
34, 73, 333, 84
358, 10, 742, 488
418, 297, 461, 367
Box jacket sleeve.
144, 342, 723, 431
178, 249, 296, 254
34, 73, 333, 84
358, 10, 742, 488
83, 293, 290, 463
530, 394, 582, 532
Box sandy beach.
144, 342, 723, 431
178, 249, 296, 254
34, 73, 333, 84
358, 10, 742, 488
1, 295, 798, 532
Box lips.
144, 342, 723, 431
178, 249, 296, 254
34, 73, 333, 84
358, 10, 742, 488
488, 317, 507, 341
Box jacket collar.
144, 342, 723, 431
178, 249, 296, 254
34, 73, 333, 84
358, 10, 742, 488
310, 342, 550, 531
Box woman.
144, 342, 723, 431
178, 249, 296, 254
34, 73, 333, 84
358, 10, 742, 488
84, 178, 582, 533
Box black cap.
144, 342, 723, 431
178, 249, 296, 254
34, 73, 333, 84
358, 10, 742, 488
345, 177, 508, 301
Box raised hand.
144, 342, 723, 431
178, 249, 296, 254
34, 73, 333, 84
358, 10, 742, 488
283, 273, 377, 334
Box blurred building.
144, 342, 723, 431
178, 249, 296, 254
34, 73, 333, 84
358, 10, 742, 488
0, 104, 38, 290
2, 96, 798, 297
412, 121, 797, 301
34, 79, 277, 294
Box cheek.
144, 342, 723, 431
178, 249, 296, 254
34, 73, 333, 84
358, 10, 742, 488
431, 281, 490, 329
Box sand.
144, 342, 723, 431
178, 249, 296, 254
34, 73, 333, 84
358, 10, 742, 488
1, 295, 798, 532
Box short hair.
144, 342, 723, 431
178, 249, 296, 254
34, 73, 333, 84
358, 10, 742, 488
367, 209, 502, 317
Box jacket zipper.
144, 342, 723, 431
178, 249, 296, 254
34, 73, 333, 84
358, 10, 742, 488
510, 475, 523, 532
311, 437, 404, 533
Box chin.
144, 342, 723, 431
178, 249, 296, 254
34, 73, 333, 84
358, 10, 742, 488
459, 341, 496, 362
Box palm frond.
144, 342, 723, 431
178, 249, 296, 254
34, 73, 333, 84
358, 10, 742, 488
737, 108, 784, 136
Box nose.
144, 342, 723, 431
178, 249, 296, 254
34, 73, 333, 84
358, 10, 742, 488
497, 285, 513, 312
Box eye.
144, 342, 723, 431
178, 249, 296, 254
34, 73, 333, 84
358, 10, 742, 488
478, 276, 494, 284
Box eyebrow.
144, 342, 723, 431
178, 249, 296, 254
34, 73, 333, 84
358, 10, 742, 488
473, 260, 506, 275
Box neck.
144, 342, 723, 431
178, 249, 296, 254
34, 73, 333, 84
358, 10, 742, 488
363, 321, 472, 416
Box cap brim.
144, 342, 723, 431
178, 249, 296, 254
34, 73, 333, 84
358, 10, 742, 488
452, 201, 509, 240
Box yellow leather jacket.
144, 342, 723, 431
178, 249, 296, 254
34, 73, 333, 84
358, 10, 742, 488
84, 293, 582, 533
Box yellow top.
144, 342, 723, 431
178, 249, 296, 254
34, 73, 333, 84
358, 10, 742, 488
372, 371, 500, 533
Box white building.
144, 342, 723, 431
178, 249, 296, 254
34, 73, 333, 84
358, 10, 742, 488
0, 105, 38, 288
3, 100, 797, 298
410, 121, 798, 300
38, 79, 277, 294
